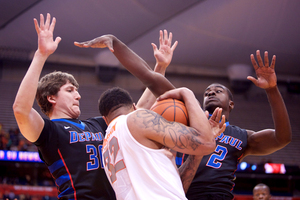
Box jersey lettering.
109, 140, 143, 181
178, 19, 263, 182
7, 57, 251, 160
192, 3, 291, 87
217, 134, 243, 150
70, 131, 103, 143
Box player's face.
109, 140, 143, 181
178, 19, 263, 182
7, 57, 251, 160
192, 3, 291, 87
253, 186, 271, 200
203, 84, 230, 114
53, 82, 81, 118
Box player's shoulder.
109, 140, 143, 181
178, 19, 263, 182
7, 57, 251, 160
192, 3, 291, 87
83, 116, 108, 131
225, 124, 248, 136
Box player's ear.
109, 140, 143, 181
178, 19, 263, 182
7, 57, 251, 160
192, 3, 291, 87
132, 103, 137, 110
47, 95, 56, 104
103, 116, 108, 125
229, 100, 234, 112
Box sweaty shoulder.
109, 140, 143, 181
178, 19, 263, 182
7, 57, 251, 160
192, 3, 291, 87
127, 109, 164, 149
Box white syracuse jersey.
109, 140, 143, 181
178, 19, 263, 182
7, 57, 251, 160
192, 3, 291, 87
102, 111, 187, 200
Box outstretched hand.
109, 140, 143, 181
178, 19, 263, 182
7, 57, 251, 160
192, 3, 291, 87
34, 13, 61, 57
247, 50, 277, 89
152, 29, 178, 69
74, 35, 114, 52
206, 108, 226, 138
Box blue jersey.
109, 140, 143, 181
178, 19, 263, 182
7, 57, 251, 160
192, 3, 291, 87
34, 117, 116, 200
176, 123, 248, 200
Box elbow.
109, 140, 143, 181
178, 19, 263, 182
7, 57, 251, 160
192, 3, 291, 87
13, 102, 27, 119
282, 133, 292, 146
275, 130, 292, 148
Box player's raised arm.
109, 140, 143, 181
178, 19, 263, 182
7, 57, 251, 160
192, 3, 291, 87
74, 34, 175, 98
243, 50, 292, 157
136, 29, 178, 109
13, 13, 61, 142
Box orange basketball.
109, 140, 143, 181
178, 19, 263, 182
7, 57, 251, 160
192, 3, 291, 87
150, 98, 189, 126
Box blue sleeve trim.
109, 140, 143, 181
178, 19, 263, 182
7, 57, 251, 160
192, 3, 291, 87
48, 159, 64, 174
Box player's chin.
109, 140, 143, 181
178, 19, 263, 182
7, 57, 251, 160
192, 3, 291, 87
204, 103, 220, 112
72, 109, 81, 118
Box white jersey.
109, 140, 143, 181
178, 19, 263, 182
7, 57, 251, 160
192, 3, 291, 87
102, 111, 187, 200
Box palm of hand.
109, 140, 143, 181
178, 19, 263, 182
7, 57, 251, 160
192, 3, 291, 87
38, 30, 57, 56
255, 67, 277, 89
155, 45, 172, 66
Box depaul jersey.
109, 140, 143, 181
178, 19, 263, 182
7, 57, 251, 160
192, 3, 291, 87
176, 123, 248, 200
34, 117, 116, 200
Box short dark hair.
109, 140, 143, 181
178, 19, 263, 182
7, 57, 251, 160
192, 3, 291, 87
36, 71, 79, 116
225, 86, 234, 101
98, 87, 133, 117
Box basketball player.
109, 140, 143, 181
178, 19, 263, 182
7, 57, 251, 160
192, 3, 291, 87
177, 50, 292, 199
99, 86, 226, 199
253, 183, 271, 200
13, 13, 178, 199
78, 31, 291, 199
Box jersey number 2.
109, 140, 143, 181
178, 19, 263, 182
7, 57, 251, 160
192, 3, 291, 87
206, 145, 228, 168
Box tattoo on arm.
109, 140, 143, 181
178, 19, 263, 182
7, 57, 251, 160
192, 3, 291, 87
179, 155, 202, 193
134, 110, 203, 150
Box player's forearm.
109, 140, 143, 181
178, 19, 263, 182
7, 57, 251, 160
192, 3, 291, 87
111, 36, 175, 97
136, 63, 168, 109
182, 89, 216, 154
179, 155, 202, 193
265, 86, 292, 145
13, 51, 47, 115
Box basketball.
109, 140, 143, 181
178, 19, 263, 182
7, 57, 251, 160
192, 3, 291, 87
150, 98, 189, 126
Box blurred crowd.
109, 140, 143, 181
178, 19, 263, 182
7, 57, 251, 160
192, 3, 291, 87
0, 123, 37, 152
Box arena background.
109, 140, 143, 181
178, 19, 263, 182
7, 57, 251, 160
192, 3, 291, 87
1, 0, 300, 199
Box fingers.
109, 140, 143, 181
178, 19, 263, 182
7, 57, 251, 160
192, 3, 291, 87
220, 123, 226, 134
74, 41, 87, 48
33, 18, 39, 34
49, 17, 56, 33
45, 13, 51, 29
205, 110, 209, 118
220, 115, 225, 128
264, 51, 269, 67
167, 30, 172, 46
210, 107, 222, 122
250, 54, 259, 71
159, 29, 175, 47
151, 43, 158, 52
270, 55, 276, 70
246, 76, 258, 86
39, 14, 45, 29
35, 13, 56, 33
55, 37, 62, 45
256, 50, 264, 67
171, 41, 178, 51
164, 29, 169, 46
159, 30, 163, 48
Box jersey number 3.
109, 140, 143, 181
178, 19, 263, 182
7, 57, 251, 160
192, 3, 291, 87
86, 144, 104, 171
